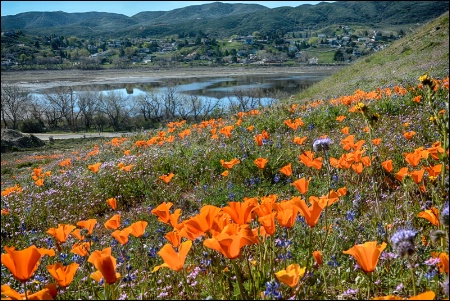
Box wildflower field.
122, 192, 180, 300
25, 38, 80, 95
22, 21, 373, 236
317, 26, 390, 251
1, 14, 449, 301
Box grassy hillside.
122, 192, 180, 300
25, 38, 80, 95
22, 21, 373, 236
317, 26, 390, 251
0, 12, 448, 301
292, 11, 449, 102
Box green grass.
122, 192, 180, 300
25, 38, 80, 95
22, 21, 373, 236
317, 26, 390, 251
0, 12, 448, 301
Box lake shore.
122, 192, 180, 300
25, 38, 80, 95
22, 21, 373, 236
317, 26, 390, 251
1, 65, 342, 91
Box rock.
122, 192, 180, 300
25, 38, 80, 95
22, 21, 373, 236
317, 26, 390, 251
1, 129, 45, 152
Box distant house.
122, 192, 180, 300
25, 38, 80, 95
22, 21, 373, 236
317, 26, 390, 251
308, 57, 319, 64
142, 56, 152, 63
244, 36, 254, 44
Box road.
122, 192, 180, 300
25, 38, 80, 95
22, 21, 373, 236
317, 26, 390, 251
31, 132, 132, 141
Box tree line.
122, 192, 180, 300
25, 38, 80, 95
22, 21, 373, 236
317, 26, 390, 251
1, 83, 288, 133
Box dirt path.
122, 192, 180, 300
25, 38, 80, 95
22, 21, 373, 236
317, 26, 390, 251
1, 65, 341, 91
31, 132, 132, 141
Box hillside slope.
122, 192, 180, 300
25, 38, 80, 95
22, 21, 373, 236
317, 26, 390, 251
293, 11, 449, 102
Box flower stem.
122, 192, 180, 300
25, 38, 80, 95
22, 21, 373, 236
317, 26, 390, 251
232, 259, 248, 300
408, 257, 417, 296
23, 282, 28, 301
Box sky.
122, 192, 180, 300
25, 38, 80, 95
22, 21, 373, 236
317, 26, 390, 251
1, 1, 330, 17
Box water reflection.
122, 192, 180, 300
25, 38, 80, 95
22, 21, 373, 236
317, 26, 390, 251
32, 72, 329, 105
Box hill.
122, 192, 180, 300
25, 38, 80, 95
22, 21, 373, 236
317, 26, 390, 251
1, 1, 448, 38
292, 10, 449, 102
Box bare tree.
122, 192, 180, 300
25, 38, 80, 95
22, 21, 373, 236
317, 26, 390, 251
227, 88, 263, 113
1, 84, 30, 129
97, 91, 129, 131
45, 87, 76, 131
77, 89, 101, 131
25, 95, 50, 129
134, 90, 164, 123
161, 85, 182, 120
184, 95, 219, 121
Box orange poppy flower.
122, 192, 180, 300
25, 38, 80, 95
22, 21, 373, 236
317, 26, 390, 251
258, 212, 277, 236
120, 164, 134, 172
395, 167, 409, 182
71, 242, 91, 257
47, 224, 76, 243
403, 131, 416, 140
221, 170, 229, 177
337, 187, 347, 196
284, 119, 303, 130
104, 214, 121, 230
291, 177, 310, 195
424, 164, 442, 177
91, 253, 120, 284
351, 162, 364, 174
298, 151, 323, 170
71, 229, 85, 241
203, 224, 259, 259
247, 125, 254, 131
254, 199, 275, 218
275, 263, 306, 288
1, 284, 56, 300
343, 241, 387, 273
279, 163, 293, 177
46, 262, 79, 287
127, 221, 148, 238
219, 125, 234, 138
431, 252, 449, 274
179, 205, 221, 239
417, 207, 439, 226
254, 157, 268, 169
37, 247, 56, 257
296, 198, 324, 228
111, 228, 132, 245
381, 160, 393, 173
123, 149, 131, 156
106, 197, 117, 210
341, 127, 350, 135
76, 219, 97, 235
1, 245, 42, 282
275, 207, 299, 229
90, 270, 105, 285
372, 138, 382, 146
284, 119, 297, 130
88, 162, 102, 173
404, 151, 422, 167
153, 240, 192, 272
310, 192, 340, 209
220, 158, 240, 169
336, 115, 346, 122
412, 95, 422, 103
313, 250, 323, 266
165, 230, 183, 248
293, 136, 307, 145
410, 169, 425, 184
31, 167, 42, 180
35, 178, 44, 187
254, 134, 264, 146
222, 199, 257, 225
159, 173, 174, 184
151, 202, 174, 224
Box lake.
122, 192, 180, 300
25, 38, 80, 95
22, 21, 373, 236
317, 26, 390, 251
29, 71, 331, 107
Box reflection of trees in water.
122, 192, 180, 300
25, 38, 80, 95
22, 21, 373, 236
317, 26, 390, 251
18, 74, 325, 131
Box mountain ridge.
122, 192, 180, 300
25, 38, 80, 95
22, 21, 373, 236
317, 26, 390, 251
2, 1, 448, 38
